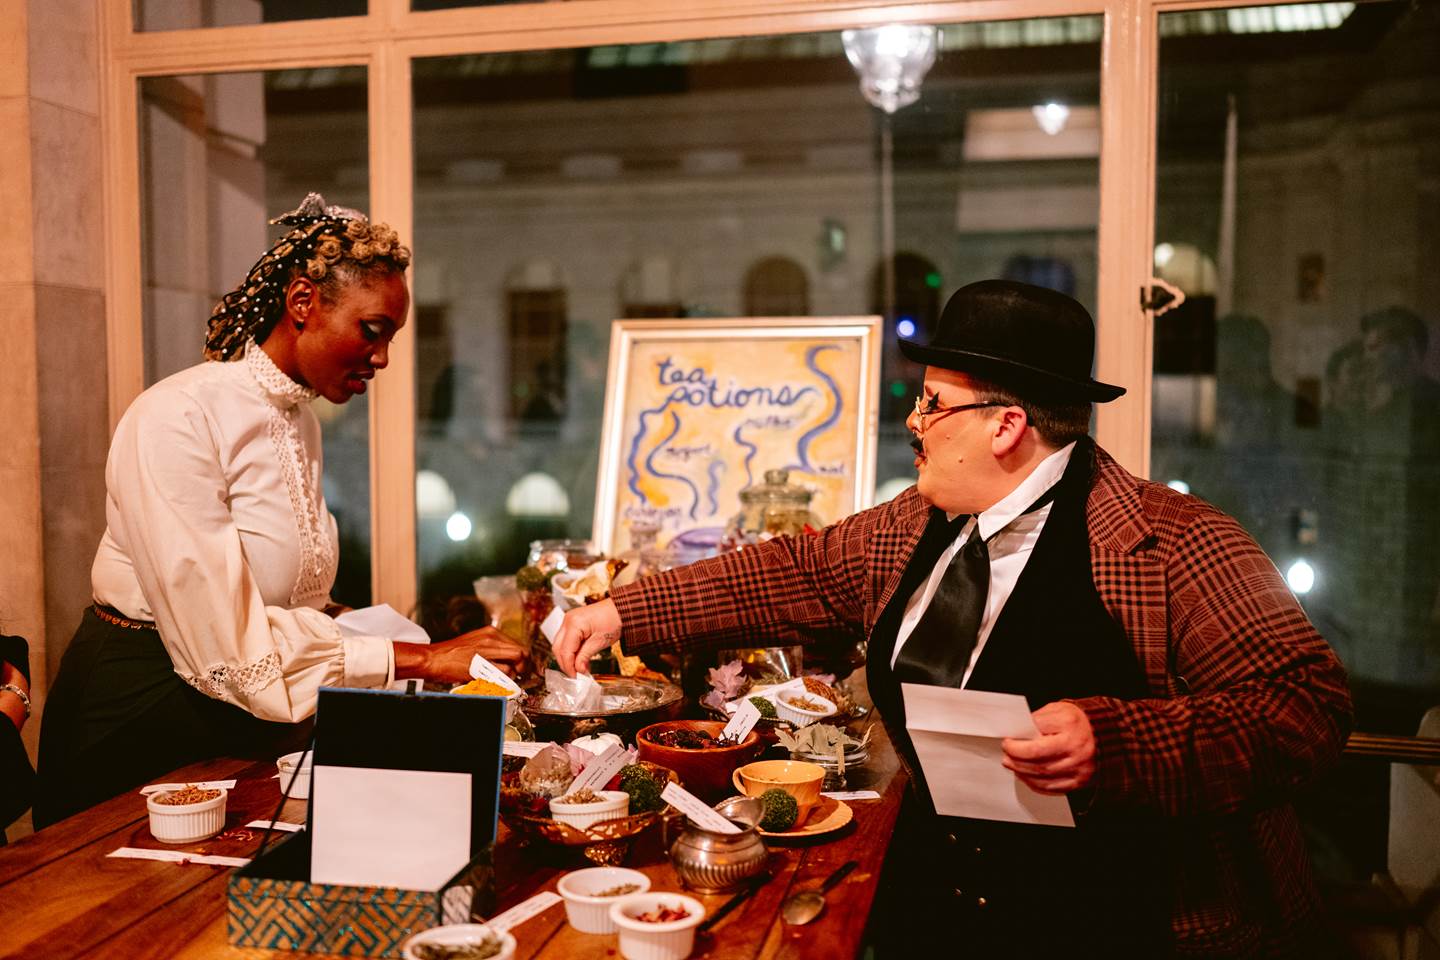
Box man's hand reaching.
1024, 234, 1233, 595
551, 599, 623, 676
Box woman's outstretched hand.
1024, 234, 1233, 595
395, 628, 529, 686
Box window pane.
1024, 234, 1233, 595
411, 21, 1102, 607
138, 67, 375, 605
1152, 0, 1440, 731
134, 0, 365, 31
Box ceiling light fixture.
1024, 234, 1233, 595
841, 24, 939, 114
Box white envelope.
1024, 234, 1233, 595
902, 683, 1074, 828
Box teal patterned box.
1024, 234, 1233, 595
227, 832, 495, 957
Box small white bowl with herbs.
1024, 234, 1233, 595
401, 923, 515, 960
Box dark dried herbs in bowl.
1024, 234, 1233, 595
644, 727, 740, 750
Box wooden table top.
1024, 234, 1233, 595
0, 717, 905, 960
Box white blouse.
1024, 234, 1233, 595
91, 343, 393, 723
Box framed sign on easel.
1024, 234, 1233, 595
592, 317, 881, 558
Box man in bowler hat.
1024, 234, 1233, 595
555, 279, 1352, 957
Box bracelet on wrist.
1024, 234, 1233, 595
0, 682, 30, 720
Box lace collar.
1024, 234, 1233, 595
244, 340, 318, 409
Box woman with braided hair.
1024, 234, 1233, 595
34, 195, 525, 827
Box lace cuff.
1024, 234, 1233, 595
180, 652, 282, 702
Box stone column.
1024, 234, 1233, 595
0, 0, 107, 827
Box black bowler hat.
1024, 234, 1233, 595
899, 279, 1125, 403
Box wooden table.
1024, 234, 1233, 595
0, 721, 905, 959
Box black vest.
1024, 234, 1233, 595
865, 441, 1172, 955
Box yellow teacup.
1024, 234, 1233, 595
731, 760, 826, 827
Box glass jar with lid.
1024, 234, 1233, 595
720, 469, 822, 552
519, 538, 604, 665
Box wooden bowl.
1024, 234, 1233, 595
636, 720, 764, 802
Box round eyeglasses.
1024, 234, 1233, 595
912, 393, 1005, 434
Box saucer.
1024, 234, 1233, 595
757, 796, 854, 839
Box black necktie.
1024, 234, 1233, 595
892, 518, 989, 688
891, 483, 1062, 689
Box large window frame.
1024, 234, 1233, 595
100, 0, 1250, 615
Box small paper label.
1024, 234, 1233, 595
661, 782, 740, 834
722, 697, 763, 742
139, 780, 236, 795
246, 819, 304, 832
487, 890, 562, 932
540, 606, 564, 642
108, 847, 251, 868
502, 740, 556, 758
821, 790, 881, 801
468, 655, 521, 695
569, 743, 629, 793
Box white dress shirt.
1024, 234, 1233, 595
91, 342, 393, 723
890, 442, 1076, 686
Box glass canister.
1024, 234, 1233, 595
518, 538, 604, 664
720, 469, 822, 552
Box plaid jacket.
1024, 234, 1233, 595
614, 444, 1353, 956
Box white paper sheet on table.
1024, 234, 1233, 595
310, 766, 472, 889
901, 683, 1074, 828
336, 604, 432, 692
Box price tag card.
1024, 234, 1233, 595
540, 607, 565, 642
108, 847, 252, 868
467, 655, 521, 695
487, 891, 563, 932
661, 782, 740, 834
246, 819, 305, 832
139, 780, 236, 795
502, 740, 556, 758
722, 697, 763, 742
569, 743, 629, 793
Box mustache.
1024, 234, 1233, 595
909, 435, 924, 455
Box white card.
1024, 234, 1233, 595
569, 743, 629, 793
139, 780, 236, 795
660, 782, 740, 834
310, 766, 473, 888
722, 698, 763, 742
821, 790, 881, 801
467, 654, 521, 695
902, 684, 1074, 828
247, 819, 304, 833
487, 891, 562, 932
502, 740, 556, 758
540, 606, 564, 642
108, 847, 251, 868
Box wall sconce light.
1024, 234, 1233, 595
841, 24, 939, 114
1032, 102, 1070, 135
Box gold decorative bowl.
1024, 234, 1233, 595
503, 810, 663, 866
499, 762, 682, 865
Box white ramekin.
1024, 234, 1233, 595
276, 751, 313, 801
401, 924, 516, 960
548, 790, 630, 831
147, 787, 227, 843
557, 866, 653, 934
774, 692, 837, 727
610, 892, 705, 960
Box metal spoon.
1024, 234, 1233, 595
780, 859, 859, 925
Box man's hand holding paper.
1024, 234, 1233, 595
1001, 700, 1096, 796
901, 683, 1074, 828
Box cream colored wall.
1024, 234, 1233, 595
0, 0, 108, 835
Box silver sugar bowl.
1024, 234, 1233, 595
668, 796, 769, 893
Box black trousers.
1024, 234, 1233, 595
34, 608, 309, 829
866, 792, 1174, 959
